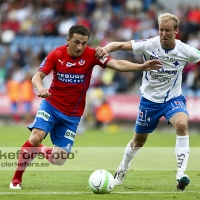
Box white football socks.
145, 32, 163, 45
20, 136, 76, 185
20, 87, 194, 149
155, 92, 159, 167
175, 135, 190, 180
121, 141, 140, 170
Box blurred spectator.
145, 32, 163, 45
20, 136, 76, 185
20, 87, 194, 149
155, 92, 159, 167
185, 65, 200, 97
95, 99, 113, 128
20, 73, 34, 124
0, 57, 6, 93
1, 14, 20, 34
187, 5, 200, 32
125, 0, 143, 12
76, 14, 91, 29
57, 14, 76, 36
19, 16, 34, 35
187, 33, 200, 49
85, 88, 104, 125
123, 13, 140, 32
101, 68, 116, 95
143, 0, 156, 11
6, 75, 20, 123
112, 71, 135, 93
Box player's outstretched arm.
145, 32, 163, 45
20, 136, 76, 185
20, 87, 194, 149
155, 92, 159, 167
95, 41, 132, 58
32, 71, 51, 98
106, 59, 162, 72
103, 41, 132, 52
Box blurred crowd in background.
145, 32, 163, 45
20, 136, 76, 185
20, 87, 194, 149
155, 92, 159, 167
0, 0, 200, 125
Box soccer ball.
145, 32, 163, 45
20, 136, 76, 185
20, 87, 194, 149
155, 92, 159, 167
88, 169, 115, 194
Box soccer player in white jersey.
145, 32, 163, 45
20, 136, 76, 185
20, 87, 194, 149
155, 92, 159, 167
97, 13, 200, 191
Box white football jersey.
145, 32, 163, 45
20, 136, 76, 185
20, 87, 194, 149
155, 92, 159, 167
131, 36, 200, 103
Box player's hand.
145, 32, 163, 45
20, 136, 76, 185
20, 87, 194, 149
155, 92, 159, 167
141, 59, 163, 71
95, 46, 109, 59
37, 88, 51, 98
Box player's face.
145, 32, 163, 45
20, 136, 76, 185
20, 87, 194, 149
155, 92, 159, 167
67, 33, 88, 57
159, 20, 178, 50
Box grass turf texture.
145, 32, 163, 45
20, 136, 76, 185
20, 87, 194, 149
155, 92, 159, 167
0, 125, 200, 200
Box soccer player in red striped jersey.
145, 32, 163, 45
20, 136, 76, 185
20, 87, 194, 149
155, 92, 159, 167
9, 24, 162, 189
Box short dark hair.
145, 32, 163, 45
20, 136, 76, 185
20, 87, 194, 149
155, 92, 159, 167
68, 25, 90, 39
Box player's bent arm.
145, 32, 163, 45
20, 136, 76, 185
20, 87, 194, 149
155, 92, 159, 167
106, 59, 162, 72
32, 71, 46, 91
32, 71, 50, 98
103, 41, 132, 52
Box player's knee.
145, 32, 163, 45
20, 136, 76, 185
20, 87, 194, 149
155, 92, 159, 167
52, 158, 67, 166
132, 133, 148, 147
131, 139, 145, 148
52, 150, 68, 165
176, 121, 188, 134
29, 136, 42, 147
29, 129, 45, 146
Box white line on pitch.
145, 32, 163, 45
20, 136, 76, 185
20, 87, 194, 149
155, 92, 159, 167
0, 191, 199, 195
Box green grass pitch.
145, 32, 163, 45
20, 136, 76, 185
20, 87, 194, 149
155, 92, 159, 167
0, 125, 200, 200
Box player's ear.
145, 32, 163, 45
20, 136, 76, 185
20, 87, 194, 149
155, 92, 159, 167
66, 37, 69, 42
175, 28, 179, 35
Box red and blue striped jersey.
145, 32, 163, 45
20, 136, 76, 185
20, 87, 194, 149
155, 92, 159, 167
38, 45, 111, 116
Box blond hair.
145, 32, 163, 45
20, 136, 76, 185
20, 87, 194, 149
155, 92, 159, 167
158, 13, 179, 30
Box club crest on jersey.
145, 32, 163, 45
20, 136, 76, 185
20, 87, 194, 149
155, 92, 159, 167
78, 59, 85, 65
173, 60, 180, 67
66, 62, 76, 67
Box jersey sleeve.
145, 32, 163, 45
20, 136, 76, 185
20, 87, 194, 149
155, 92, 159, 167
38, 50, 57, 75
187, 46, 200, 64
131, 39, 149, 54
95, 56, 112, 68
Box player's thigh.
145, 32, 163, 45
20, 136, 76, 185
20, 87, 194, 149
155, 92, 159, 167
170, 112, 189, 127
164, 95, 188, 123
28, 103, 55, 145
163, 95, 189, 135
50, 121, 79, 165
50, 115, 81, 153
